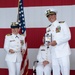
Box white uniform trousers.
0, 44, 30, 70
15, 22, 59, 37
52, 55, 70, 75
6, 61, 21, 75
36, 63, 51, 75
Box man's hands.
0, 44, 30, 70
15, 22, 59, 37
49, 40, 57, 46
43, 61, 49, 66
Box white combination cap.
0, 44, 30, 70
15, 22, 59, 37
45, 8, 57, 17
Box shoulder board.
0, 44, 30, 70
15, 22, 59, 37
20, 34, 24, 36
59, 21, 65, 23
47, 24, 52, 28
6, 34, 11, 36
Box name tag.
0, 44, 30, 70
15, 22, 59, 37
41, 49, 45, 51
10, 40, 15, 42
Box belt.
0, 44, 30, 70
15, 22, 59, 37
15, 51, 21, 53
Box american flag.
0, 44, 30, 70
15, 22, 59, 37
17, 0, 29, 75
18, 0, 25, 34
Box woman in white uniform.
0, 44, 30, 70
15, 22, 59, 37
4, 22, 26, 75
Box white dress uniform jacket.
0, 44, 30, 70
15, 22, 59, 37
36, 45, 51, 75
37, 45, 51, 63
47, 20, 71, 58
4, 33, 26, 62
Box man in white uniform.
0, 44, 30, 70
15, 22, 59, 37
4, 22, 26, 75
45, 8, 71, 75
36, 38, 51, 75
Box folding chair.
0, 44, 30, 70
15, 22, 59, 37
33, 60, 39, 75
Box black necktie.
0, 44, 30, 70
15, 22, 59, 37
15, 36, 19, 38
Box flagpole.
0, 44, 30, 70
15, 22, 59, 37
17, 0, 20, 21
17, 0, 29, 75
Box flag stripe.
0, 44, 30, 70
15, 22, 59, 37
0, 28, 11, 48
0, 27, 75, 48
17, 0, 29, 75
0, 68, 74, 75
0, 6, 75, 28
21, 48, 27, 70
0, 48, 75, 69
23, 59, 29, 75
0, 0, 75, 7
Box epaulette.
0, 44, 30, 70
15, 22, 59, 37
47, 24, 52, 28
6, 34, 11, 36
20, 34, 24, 36
59, 21, 65, 23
